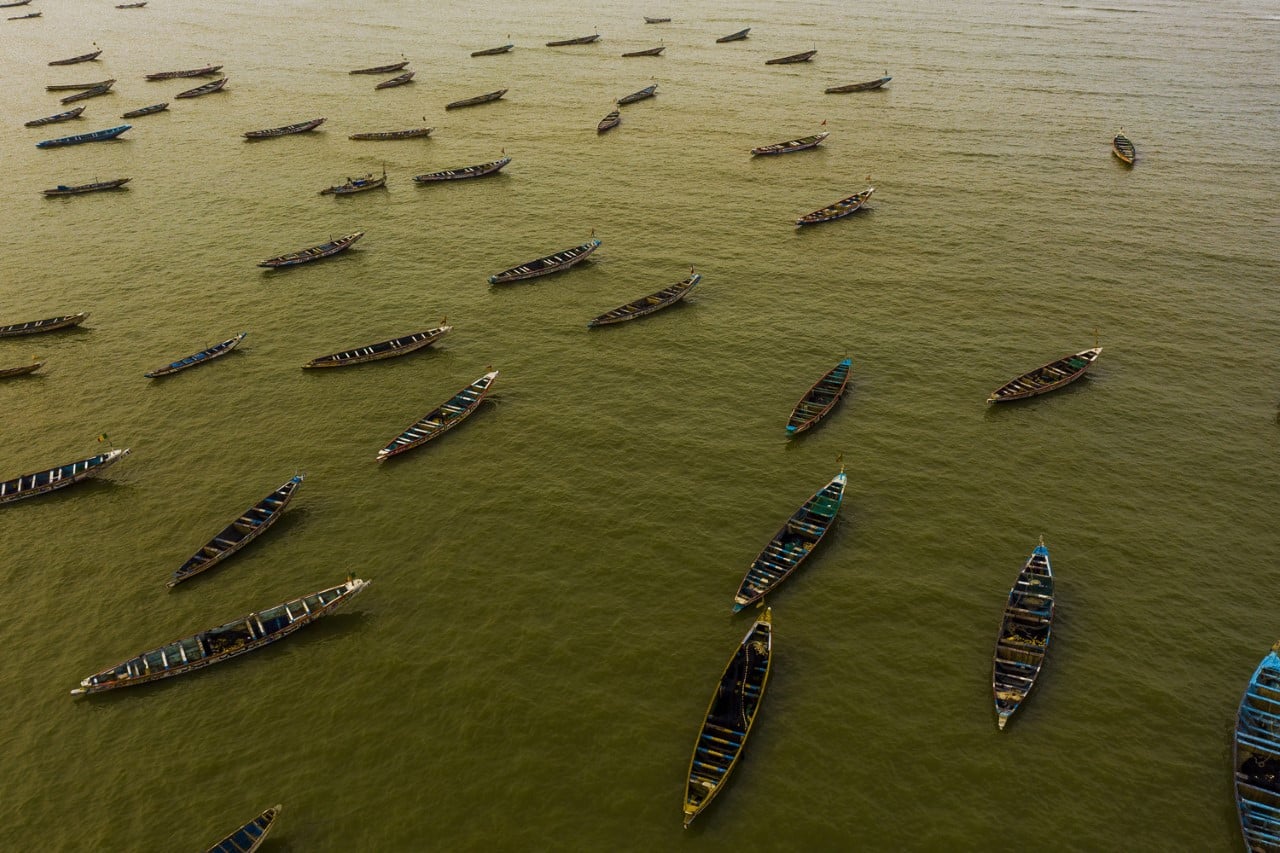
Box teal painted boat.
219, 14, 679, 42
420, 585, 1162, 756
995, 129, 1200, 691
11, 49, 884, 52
204, 804, 281, 853
1234, 643, 1280, 852
992, 539, 1054, 729
785, 358, 851, 433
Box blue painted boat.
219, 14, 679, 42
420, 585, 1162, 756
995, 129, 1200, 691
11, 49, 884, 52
376, 370, 498, 460
992, 538, 1054, 729
35, 124, 131, 148
205, 805, 281, 853
145, 332, 246, 378
0, 448, 130, 505
732, 468, 845, 611
785, 358, 851, 433
1235, 644, 1280, 852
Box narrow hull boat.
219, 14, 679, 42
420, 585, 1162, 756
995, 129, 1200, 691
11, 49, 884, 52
258, 232, 363, 268
374, 71, 415, 90
716, 27, 750, 43
622, 46, 665, 57
205, 805, 281, 853
121, 102, 168, 118
349, 127, 432, 140
24, 106, 85, 127
146, 65, 222, 80
61, 82, 116, 104
0, 448, 129, 505
46, 79, 113, 90
413, 157, 510, 182
785, 358, 851, 433
350, 61, 409, 75
0, 360, 44, 378
683, 610, 772, 828
174, 77, 228, 98
617, 84, 657, 105
751, 131, 827, 156
377, 370, 498, 460
471, 44, 514, 57
825, 76, 891, 93
145, 332, 246, 378
0, 313, 89, 336
43, 177, 131, 196
766, 49, 816, 65
547, 34, 600, 46
445, 88, 507, 109
49, 49, 102, 66
1112, 132, 1136, 165
992, 539, 1054, 730
597, 110, 621, 133
243, 117, 325, 139
488, 239, 600, 284
1234, 643, 1280, 852
320, 172, 387, 195
644, 16, 671, 24
587, 271, 699, 326
795, 187, 874, 226
70, 579, 369, 695
987, 347, 1102, 403
303, 324, 451, 368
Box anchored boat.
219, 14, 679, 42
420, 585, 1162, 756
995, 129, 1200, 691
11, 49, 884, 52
43, 177, 131, 196
349, 127, 432, 141
587, 271, 699, 327
413, 157, 510, 182
0, 313, 88, 336
243, 117, 325, 139
445, 88, 507, 109
258, 232, 363, 268
174, 77, 228, 98
992, 539, 1055, 730
145, 332, 247, 378
750, 131, 827, 156
488, 239, 600, 284
785, 358, 852, 433
795, 187, 874, 226
24, 106, 85, 127
987, 347, 1102, 403
204, 804, 282, 853
376, 370, 498, 460
303, 323, 451, 368
0, 448, 130, 505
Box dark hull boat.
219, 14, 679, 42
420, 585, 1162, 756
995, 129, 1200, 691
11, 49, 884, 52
205, 804, 281, 853
826, 76, 891, 93
70, 578, 369, 695
24, 106, 85, 127
786, 358, 851, 434
349, 127, 432, 140
766, 49, 817, 65
145, 332, 247, 378
488, 238, 601, 284
413, 156, 510, 182
121, 102, 168, 118
644, 16, 671, 23
0, 0, 32, 7
0, 312, 89, 336
622, 45, 665, 57
1112, 132, 1136, 165
471, 44, 513, 57
168, 475, 303, 587
146, 65, 222, 80
36, 124, 131, 148
1234, 643, 1280, 853
350, 60, 409, 75
992, 539, 1054, 730
597, 110, 621, 133
716, 27, 750, 43
587, 271, 699, 327
43, 177, 131, 196
7, 12, 40, 19
243, 117, 325, 139
0, 359, 43, 378
547, 33, 600, 46
795, 187, 874, 226
116, 3, 147, 8
258, 232, 363, 268
617, 84, 657, 105
987, 347, 1102, 403
374, 71, 415, 90
49, 49, 102, 66
320, 171, 387, 195
303, 323, 451, 368
377, 370, 498, 461
682, 609, 772, 828
750, 131, 827, 156
46, 79, 113, 90
174, 77, 228, 98
0, 448, 129, 505
61, 82, 116, 104
445, 88, 507, 109
732, 470, 845, 611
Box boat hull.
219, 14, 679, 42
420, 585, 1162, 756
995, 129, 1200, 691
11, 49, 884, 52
987, 347, 1102, 403
412, 157, 510, 182
259, 232, 364, 268
376, 371, 498, 460
0, 313, 89, 337
587, 273, 699, 326
303, 326, 451, 368
0, 448, 129, 505
488, 239, 601, 284
992, 543, 1054, 729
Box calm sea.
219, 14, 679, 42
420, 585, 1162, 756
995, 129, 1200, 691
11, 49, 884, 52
1, 0, 1277, 849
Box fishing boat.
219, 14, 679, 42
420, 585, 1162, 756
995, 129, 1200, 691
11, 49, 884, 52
471, 43, 514, 57
992, 538, 1055, 730
715, 27, 750, 43
0, 313, 88, 337
0, 448, 129, 505
168, 475, 303, 587
546, 33, 600, 46
46, 79, 113, 91
205, 804, 281, 853
826, 76, 891, 93
145, 332, 247, 378
732, 469, 845, 611
243, 117, 325, 139
258, 232, 363, 268
116, 2, 147, 7
617, 84, 657, 105
70, 578, 369, 695
43, 177, 131, 196
487, 238, 601, 284
795, 187, 874, 226
303, 323, 451, 368
412, 156, 510, 182
61, 82, 115, 104
622, 45, 665, 57
174, 77, 228, 98
1112, 131, 1136, 165
587, 271, 699, 327
349, 127, 432, 141
785, 358, 852, 433
986, 347, 1102, 403
320, 170, 387, 195
445, 88, 507, 109
644, 16, 671, 23
35, 124, 131, 148
750, 131, 827, 156
7, 11, 40, 19
0, 359, 43, 379
24, 106, 85, 127
597, 110, 621, 133
374, 71, 415, 90
121, 102, 168, 118
1234, 643, 1280, 852
145, 65, 222, 80
49, 49, 102, 66
0, 0, 32, 7
766, 49, 817, 65
682, 609, 772, 828
350, 60, 409, 75
376, 370, 498, 461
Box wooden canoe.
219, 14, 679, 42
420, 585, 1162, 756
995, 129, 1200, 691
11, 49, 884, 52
349, 127, 432, 141
121, 102, 168, 118
61, 82, 116, 104
376, 370, 498, 461
732, 470, 845, 611
785, 358, 851, 434
992, 539, 1054, 730
46, 79, 113, 90
43, 177, 131, 196
547, 33, 600, 46
445, 88, 507, 109
258, 232, 363, 268
0, 359, 43, 378
70, 579, 368, 695
350, 60, 409, 75
795, 188, 874, 226
587, 272, 699, 327
471, 44, 514, 57
825, 76, 891, 93
24, 106, 85, 127
35, 125, 131, 148
204, 804, 281, 853
174, 77, 228, 98
682, 609, 772, 828
766, 49, 816, 65
374, 71, 415, 90
617, 84, 657, 105
243, 117, 325, 139
987, 347, 1102, 403
750, 131, 827, 156
0, 313, 89, 336
168, 475, 303, 587
0, 448, 129, 505
716, 27, 750, 43
7, 11, 40, 17
622, 45, 664, 57
597, 110, 621, 133
145, 332, 247, 378
145, 65, 222, 80
49, 49, 102, 66
303, 324, 451, 368
644, 16, 671, 24
488, 239, 600, 284
1112, 132, 1136, 165
412, 157, 510, 183
319, 171, 387, 195
1234, 642, 1280, 852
